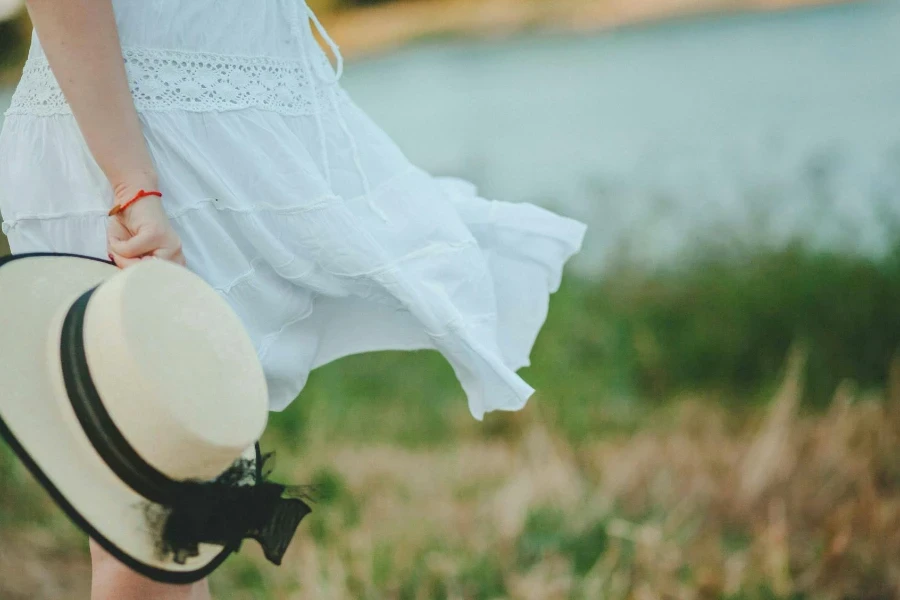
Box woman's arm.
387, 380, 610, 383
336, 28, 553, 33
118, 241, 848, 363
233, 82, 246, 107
26, 0, 185, 267
26, 0, 150, 193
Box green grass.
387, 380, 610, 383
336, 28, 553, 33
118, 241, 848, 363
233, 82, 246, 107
262, 240, 900, 449
2, 238, 900, 598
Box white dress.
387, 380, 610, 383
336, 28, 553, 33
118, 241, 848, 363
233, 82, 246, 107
0, 0, 586, 419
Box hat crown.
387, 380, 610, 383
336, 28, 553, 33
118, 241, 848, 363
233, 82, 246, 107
82, 260, 268, 481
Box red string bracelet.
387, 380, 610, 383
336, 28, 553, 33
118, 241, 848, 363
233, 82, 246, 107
108, 189, 163, 216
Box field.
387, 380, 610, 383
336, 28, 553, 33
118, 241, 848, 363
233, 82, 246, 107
2, 240, 900, 599
0, 0, 896, 596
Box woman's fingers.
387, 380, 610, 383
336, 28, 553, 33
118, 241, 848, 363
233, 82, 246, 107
106, 219, 131, 268
108, 222, 164, 258
107, 224, 186, 268
108, 251, 145, 269
153, 243, 187, 266
106, 196, 186, 268
110, 247, 185, 268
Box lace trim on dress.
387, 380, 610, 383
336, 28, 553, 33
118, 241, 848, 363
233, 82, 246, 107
5, 47, 346, 117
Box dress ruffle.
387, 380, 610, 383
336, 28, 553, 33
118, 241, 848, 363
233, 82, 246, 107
0, 91, 585, 420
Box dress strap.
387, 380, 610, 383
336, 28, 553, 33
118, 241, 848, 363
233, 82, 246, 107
286, 1, 388, 222
305, 4, 344, 81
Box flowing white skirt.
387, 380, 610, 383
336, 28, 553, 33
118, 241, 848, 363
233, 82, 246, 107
0, 52, 585, 420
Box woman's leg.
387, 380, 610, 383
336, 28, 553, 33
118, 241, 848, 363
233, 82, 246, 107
90, 540, 211, 600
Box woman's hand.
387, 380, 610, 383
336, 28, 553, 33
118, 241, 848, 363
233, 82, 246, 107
107, 182, 185, 268
26, 0, 180, 269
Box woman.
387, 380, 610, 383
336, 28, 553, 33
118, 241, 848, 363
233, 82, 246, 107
0, 0, 586, 597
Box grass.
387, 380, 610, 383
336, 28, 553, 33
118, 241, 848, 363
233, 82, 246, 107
4, 362, 900, 598
1, 239, 899, 598
0, 1, 895, 594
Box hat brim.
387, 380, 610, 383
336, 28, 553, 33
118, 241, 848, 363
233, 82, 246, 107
0, 253, 234, 584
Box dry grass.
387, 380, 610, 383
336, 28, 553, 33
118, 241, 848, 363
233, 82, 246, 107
3, 352, 900, 599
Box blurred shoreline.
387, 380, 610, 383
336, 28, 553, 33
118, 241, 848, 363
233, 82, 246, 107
318, 0, 862, 59
0, 0, 864, 77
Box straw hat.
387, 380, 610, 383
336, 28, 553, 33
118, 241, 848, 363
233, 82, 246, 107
0, 253, 310, 583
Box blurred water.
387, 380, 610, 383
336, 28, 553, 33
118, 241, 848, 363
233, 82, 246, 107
3, 1, 900, 271
341, 1, 900, 270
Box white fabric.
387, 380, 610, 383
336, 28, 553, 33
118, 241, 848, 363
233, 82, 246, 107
0, 0, 586, 419
6, 48, 344, 117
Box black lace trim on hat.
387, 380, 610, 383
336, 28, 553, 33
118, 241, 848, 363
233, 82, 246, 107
144, 452, 313, 565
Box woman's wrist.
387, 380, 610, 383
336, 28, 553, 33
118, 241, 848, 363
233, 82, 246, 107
110, 170, 160, 207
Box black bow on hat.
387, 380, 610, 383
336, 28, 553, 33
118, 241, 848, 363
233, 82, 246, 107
62, 287, 311, 566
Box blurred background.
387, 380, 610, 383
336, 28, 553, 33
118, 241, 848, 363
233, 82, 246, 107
2, 0, 900, 598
